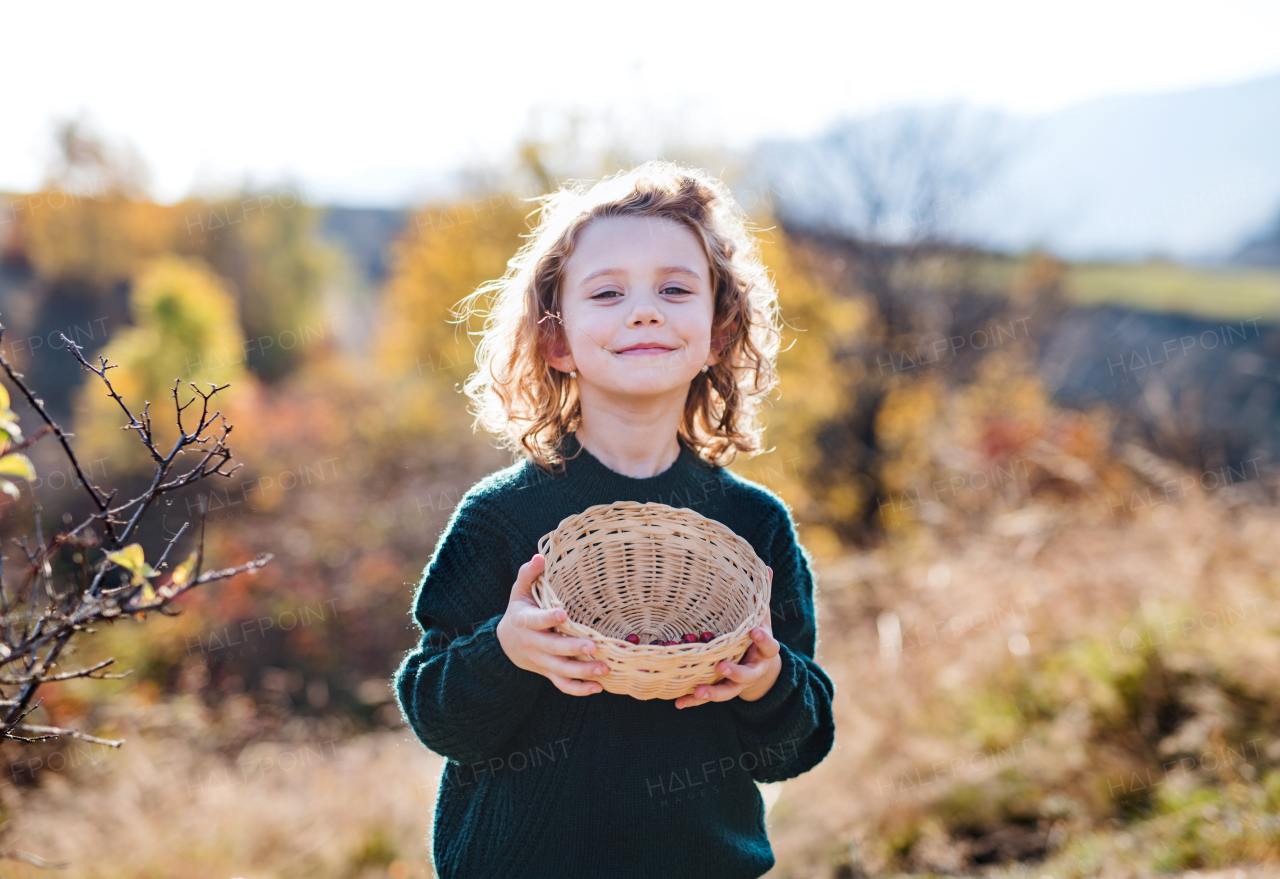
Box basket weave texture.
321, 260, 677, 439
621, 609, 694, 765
530, 501, 771, 700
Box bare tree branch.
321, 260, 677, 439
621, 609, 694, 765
8, 723, 123, 747
0, 342, 116, 538
0, 322, 273, 750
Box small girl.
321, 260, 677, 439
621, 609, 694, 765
394, 160, 836, 879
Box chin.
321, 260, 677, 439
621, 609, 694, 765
604, 375, 689, 397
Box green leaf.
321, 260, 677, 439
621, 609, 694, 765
107, 544, 156, 585
0, 420, 22, 446
0, 453, 36, 483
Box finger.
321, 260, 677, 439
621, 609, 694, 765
517, 605, 568, 632
712, 659, 752, 685
529, 631, 599, 658
748, 625, 782, 658
676, 692, 711, 709
720, 652, 776, 686
691, 677, 747, 703
541, 654, 610, 681
546, 671, 602, 697
510, 553, 546, 600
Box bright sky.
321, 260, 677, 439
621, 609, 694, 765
6, 0, 1280, 206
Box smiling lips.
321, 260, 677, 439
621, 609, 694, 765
616, 345, 674, 355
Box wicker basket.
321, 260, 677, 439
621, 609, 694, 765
530, 501, 771, 700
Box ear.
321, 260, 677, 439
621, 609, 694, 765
542, 333, 574, 374
706, 324, 734, 366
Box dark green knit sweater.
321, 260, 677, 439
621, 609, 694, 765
393, 431, 837, 879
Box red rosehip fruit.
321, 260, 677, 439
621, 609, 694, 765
625, 634, 640, 645
663, 640, 678, 647
683, 633, 699, 643
700, 631, 715, 642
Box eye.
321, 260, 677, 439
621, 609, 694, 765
590, 286, 690, 301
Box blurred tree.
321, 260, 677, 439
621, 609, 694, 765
751, 104, 1014, 335
25, 118, 173, 293
873, 344, 1133, 537
493, 104, 734, 202
185, 190, 341, 381
761, 104, 1010, 248
26, 119, 339, 385
43, 115, 151, 199
71, 256, 250, 476
26, 197, 180, 295
728, 222, 869, 559
737, 112, 1082, 546
373, 193, 532, 445
25, 197, 177, 296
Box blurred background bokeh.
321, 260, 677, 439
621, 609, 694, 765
2, 3, 1280, 877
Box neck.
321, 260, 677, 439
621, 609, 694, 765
571, 421, 684, 480
570, 379, 691, 479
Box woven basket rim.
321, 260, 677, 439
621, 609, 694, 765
530, 501, 770, 699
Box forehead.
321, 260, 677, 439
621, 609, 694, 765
565, 214, 708, 278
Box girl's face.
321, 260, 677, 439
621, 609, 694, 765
549, 214, 721, 402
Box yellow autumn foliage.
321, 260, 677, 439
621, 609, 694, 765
72, 255, 252, 475
25, 194, 180, 291
727, 221, 870, 559
873, 344, 1132, 536
373, 195, 538, 439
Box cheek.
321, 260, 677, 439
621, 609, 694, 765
567, 316, 610, 351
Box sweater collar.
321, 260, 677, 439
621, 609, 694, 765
556, 430, 707, 501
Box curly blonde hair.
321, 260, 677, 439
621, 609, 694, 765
454, 159, 783, 474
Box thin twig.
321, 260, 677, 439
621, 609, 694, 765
7, 723, 123, 748
0, 657, 127, 684
2, 424, 53, 454
61, 335, 160, 462
0, 332, 115, 535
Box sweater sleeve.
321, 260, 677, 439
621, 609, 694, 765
729, 502, 837, 783
393, 497, 549, 766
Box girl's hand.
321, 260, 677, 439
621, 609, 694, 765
496, 553, 610, 697
675, 566, 781, 709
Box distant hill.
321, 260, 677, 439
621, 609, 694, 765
746, 71, 1280, 264
1235, 206, 1280, 267
1039, 303, 1279, 470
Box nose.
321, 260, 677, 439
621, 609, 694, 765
627, 291, 665, 327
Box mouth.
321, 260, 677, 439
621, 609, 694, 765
615, 345, 676, 355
